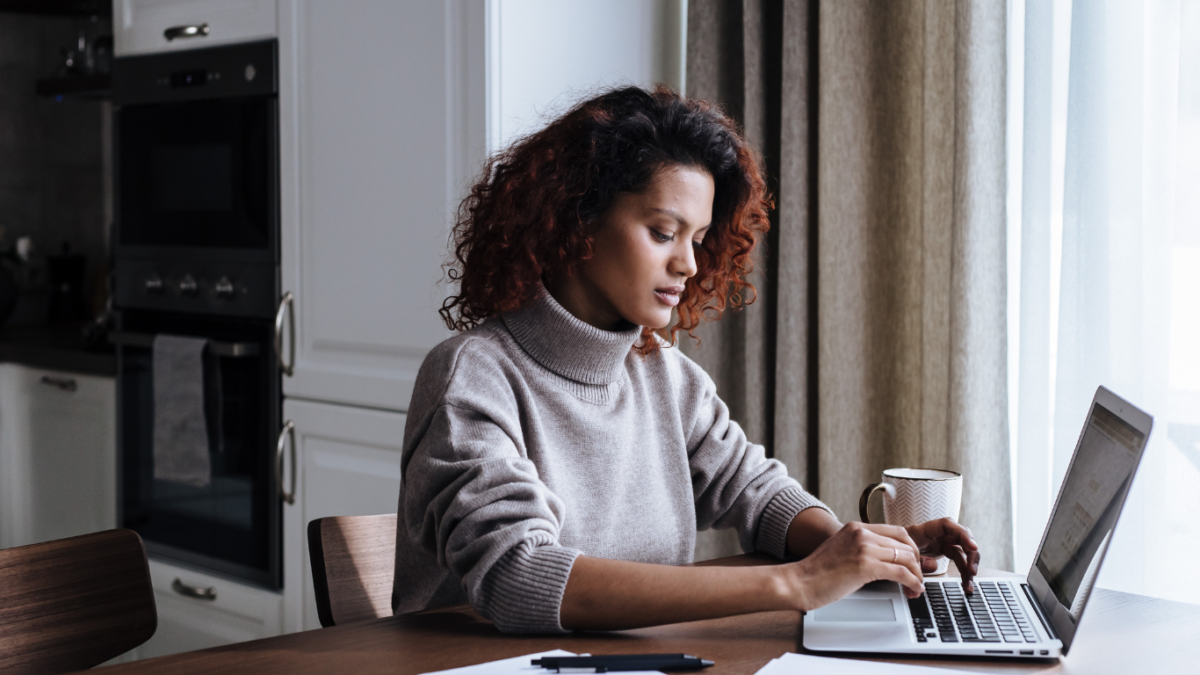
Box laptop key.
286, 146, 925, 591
907, 595, 937, 643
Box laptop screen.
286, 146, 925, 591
1034, 402, 1146, 621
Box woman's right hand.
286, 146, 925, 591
777, 521, 926, 612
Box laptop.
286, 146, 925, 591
802, 386, 1153, 659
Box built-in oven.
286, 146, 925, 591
117, 96, 273, 250
112, 39, 283, 589
113, 39, 277, 316
115, 311, 280, 588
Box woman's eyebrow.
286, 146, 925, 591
649, 207, 710, 233
649, 207, 686, 223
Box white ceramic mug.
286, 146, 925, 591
858, 468, 963, 575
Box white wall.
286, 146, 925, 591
487, 0, 686, 153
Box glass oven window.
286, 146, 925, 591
119, 314, 279, 587
152, 144, 234, 212
118, 97, 274, 249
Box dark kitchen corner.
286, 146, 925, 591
0, 0, 116, 376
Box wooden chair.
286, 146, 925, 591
0, 529, 157, 675
307, 513, 397, 627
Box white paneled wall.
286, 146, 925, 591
487, 0, 686, 153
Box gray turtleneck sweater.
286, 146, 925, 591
391, 291, 831, 633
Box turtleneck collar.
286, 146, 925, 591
501, 288, 642, 386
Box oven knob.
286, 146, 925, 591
214, 276, 235, 300
179, 274, 198, 296
145, 275, 164, 294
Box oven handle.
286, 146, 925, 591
276, 420, 296, 505
163, 23, 210, 42
274, 292, 296, 377
108, 331, 261, 358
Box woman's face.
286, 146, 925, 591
551, 164, 715, 331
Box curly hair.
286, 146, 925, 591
440, 85, 770, 355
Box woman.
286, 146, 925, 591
392, 86, 980, 633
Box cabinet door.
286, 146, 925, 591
134, 558, 283, 659
0, 365, 115, 550
114, 0, 277, 56
276, 0, 485, 412
280, 397, 405, 633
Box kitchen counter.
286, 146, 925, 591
0, 325, 116, 378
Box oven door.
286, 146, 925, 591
116, 95, 277, 256
117, 310, 281, 589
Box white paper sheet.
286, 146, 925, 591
420, 650, 664, 675
755, 653, 978, 675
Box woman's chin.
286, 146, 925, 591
639, 313, 673, 331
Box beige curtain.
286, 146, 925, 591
686, 0, 1013, 571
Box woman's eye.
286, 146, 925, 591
651, 230, 673, 243
691, 240, 704, 249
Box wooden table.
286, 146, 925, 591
90, 560, 1200, 675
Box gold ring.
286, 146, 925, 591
892, 547, 898, 564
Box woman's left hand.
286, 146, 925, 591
905, 518, 981, 593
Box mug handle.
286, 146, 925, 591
858, 482, 895, 523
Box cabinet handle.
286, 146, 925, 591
276, 421, 296, 505
172, 578, 217, 601
163, 23, 210, 41
274, 292, 295, 377
40, 375, 77, 392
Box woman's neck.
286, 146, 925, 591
544, 276, 630, 332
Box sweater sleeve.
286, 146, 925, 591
402, 400, 581, 633
683, 368, 834, 559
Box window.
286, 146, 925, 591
1008, 0, 1200, 603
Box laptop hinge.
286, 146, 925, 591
1022, 583, 1059, 640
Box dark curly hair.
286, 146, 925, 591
440, 85, 770, 355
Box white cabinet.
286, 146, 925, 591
0, 364, 115, 550
276, 0, 484, 412
275, 0, 683, 414
280, 398, 405, 633
114, 0, 277, 56
131, 558, 283, 659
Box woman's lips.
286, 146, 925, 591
655, 289, 681, 307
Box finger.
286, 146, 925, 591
945, 545, 972, 585
921, 556, 938, 574
865, 523, 923, 561
870, 559, 924, 598
924, 518, 979, 552
869, 543, 924, 589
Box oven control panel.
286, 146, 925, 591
115, 259, 276, 318
114, 39, 276, 105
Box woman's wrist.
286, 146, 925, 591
785, 507, 843, 559
765, 560, 811, 613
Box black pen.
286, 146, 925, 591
531, 654, 714, 672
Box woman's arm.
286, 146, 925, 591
560, 518, 926, 631
785, 505, 844, 558
560, 506, 987, 631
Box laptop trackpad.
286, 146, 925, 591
812, 599, 896, 622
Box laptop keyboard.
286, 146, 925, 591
908, 581, 1040, 644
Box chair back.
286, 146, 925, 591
0, 529, 157, 674
307, 513, 397, 627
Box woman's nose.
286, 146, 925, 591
671, 241, 698, 278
